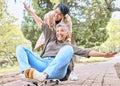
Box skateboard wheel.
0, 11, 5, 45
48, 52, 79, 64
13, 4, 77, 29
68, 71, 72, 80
56, 80, 59, 84
50, 79, 53, 83
45, 80, 47, 84
33, 82, 38, 86
27, 84, 30, 86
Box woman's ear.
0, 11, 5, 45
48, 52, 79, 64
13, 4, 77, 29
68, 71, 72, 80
65, 32, 69, 38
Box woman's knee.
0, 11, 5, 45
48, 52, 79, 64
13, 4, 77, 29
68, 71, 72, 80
62, 45, 74, 54
16, 45, 25, 53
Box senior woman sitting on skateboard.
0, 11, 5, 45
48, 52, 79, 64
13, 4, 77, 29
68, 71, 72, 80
16, 21, 117, 82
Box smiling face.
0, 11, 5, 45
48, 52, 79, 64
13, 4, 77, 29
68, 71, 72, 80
56, 25, 68, 42
54, 7, 64, 22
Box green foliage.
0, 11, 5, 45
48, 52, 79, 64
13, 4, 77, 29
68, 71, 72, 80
21, 0, 115, 49
69, 0, 111, 48
0, 24, 31, 55
21, 0, 54, 49
0, 0, 31, 59
50, 0, 71, 5
21, 0, 73, 49
100, 20, 120, 52
21, 18, 40, 48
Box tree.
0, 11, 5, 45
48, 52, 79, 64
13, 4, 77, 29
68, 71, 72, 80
67, 0, 112, 48
0, 0, 31, 62
100, 20, 120, 52
21, 0, 53, 49
21, 0, 72, 49
21, 0, 117, 49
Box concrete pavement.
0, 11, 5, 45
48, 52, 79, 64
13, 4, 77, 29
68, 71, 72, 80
1, 56, 120, 86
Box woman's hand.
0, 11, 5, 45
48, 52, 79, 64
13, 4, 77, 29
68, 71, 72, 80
23, 2, 43, 29
89, 51, 118, 58
23, 3, 31, 13
104, 52, 118, 58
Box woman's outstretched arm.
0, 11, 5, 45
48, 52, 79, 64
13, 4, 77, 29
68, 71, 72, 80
88, 50, 118, 58
23, 3, 43, 29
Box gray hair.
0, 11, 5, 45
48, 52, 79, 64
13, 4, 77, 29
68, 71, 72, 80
56, 22, 68, 32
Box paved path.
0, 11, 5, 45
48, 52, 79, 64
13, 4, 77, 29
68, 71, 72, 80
57, 56, 120, 86
0, 56, 120, 86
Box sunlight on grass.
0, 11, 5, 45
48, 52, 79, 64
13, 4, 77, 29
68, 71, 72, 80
0, 65, 20, 76
0, 57, 113, 76
80, 57, 112, 63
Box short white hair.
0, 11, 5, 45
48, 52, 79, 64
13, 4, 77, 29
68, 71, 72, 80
56, 22, 68, 32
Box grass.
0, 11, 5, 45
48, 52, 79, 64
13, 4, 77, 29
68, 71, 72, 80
79, 57, 112, 63
0, 65, 20, 76
0, 57, 111, 76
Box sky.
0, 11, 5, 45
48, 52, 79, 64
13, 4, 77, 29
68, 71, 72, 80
7, 0, 27, 26
7, 0, 120, 26
111, 0, 120, 20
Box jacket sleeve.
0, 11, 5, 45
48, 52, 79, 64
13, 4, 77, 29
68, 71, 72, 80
71, 44, 91, 58
41, 23, 56, 42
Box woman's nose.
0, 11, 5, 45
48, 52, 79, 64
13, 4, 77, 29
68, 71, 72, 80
55, 14, 58, 17
58, 31, 61, 34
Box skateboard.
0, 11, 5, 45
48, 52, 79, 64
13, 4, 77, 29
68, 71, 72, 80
21, 77, 60, 86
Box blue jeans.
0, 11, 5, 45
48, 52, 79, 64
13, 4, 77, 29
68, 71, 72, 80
16, 45, 73, 79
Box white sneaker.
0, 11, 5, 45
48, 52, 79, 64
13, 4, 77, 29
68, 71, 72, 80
33, 69, 46, 82
24, 68, 46, 82
69, 72, 78, 81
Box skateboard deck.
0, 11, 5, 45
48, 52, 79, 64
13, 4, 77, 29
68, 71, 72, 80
21, 77, 60, 86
